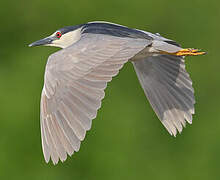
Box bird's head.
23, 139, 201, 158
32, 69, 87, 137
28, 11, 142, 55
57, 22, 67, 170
29, 25, 83, 49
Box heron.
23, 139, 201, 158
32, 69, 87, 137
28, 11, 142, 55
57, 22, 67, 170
29, 21, 205, 165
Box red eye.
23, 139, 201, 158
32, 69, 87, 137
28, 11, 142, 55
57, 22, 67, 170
56, 32, 62, 38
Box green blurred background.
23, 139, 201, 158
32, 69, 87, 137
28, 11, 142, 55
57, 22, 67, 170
1, 0, 220, 179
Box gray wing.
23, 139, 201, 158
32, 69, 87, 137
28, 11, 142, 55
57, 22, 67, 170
132, 55, 195, 136
41, 33, 151, 164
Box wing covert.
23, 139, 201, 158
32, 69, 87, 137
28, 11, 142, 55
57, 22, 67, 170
41, 33, 151, 164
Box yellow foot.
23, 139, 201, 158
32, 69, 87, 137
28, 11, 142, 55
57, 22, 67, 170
173, 48, 206, 56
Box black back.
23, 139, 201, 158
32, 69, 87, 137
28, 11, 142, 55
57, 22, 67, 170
81, 22, 153, 40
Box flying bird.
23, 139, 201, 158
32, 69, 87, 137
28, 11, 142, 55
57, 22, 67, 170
29, 21, 205, 164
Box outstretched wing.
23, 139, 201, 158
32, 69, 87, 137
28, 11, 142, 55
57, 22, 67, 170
132, 55, 195, 136
41, 33, 151, 164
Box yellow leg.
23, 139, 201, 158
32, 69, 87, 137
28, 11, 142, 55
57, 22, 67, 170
172, 48, 206, 56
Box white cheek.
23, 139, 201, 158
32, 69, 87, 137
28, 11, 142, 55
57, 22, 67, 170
51, 28, 82, 48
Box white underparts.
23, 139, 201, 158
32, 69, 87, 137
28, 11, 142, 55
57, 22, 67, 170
130, 40, 182, 62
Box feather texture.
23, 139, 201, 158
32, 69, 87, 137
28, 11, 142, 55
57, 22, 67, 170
132, 55, 195, 136
40, 33, 151, 164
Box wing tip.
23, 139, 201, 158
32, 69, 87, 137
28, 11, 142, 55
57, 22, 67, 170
162, 111, 194, 137
46, 151, 75, 165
